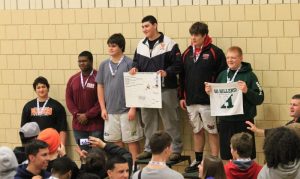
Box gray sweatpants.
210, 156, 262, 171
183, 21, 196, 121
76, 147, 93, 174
141, 88, 183, 153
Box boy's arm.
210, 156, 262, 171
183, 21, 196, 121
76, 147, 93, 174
65, 77, 80, 116
165, 44, 182, 76
244, 73, 264, 105
97, 84, 108, 120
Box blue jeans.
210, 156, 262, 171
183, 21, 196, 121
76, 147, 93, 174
73, 130, 103, 151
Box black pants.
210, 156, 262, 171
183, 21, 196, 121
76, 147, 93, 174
218, 119, 256, 160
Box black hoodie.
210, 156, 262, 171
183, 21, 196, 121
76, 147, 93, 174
14, 164, 51, 179
179, 35, 227, 105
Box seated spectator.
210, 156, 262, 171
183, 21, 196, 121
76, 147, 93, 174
106, 155, 130, 179
224, 132, 262, 179
246, 94, 300, 136
49, 157, 73, 179
198, 155, 226, 179
0, 146, 18, 179
14, 122, 40, 164
76, 136, 132, 179
78, 148, 106, 178
15, 140, 51, 179
258, 127, 300, 179
77, 173, 101, 179
132, 131, 184, 179
37, 128, 79, 179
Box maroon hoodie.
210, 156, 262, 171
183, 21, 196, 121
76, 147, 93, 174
225, 160, 262, 179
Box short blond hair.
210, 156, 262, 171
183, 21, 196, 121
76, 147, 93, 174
227, 46, 243, 57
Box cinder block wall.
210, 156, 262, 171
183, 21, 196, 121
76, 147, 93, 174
0, 0, 300, 171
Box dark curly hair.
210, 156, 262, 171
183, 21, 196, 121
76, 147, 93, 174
263, 127, 300, 168
85, 148, 106, 175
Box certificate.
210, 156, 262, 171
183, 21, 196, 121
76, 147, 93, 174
124, 72, 162, 108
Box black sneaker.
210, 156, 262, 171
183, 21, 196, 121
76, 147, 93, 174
185, 160, 201, 173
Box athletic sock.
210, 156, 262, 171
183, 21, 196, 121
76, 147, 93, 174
195, 152, 203, 162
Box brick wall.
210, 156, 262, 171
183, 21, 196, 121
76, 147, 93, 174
0, 2, 300, 171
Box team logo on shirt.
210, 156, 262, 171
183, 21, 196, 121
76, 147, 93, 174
202, 53, 210, 60
86, 83, 95, 89
207, 124, 215, 130
31, 107, 53, 116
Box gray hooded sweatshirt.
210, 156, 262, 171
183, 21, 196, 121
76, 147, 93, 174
258, 160, 300, 179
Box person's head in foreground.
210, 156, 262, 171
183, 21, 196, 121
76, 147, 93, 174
198, 155, 226, 179
263, 127, 300, 168
37, 128, 61, 155
85, 148, 106, 177
230, 132, 253, 160
50, 157, 73, 179
77, 173, 101, 179
106, 155, 129, 179
26, 140, 50, 171
150, 130, 173, 159
0, 146, 18, 179
19, 122, 40, 145
226, 46, 243, 71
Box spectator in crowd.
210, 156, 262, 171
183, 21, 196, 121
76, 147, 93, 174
247, 94, 300, 136
66, 51, 103, 151
179, 21, 227, 173
132, 131, 184, 179
198, 155, 226, 179
258, 127, 300, 179
37, 128, 79, 179
96, 33, 143, 162
129, 15, 183, 161
49, 157, 73, 179
106, 155, 130, 179
77, 148, 106, 178
21, 76, 67, 145
77, 173, 101, 179
76, 136, 133, 179
224, 132, 262, 179
0, 146, 18, 179
205, 46, 264, 161
14, 122, 40, 164
15, 140, 51, 179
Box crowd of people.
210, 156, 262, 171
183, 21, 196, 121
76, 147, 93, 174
0, 15, 299, 179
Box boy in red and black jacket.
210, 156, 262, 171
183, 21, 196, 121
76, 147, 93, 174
179, 21, 227, 173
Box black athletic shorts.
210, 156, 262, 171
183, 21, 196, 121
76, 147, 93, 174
218, 118, 256, 160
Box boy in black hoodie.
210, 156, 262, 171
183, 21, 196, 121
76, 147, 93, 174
179, 21, 227, 173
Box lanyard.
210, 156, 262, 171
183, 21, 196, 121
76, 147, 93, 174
80, 70, 93, 89
109, 56, 124, 77
36, 98, 49, 115
192, 45, 202, 63
148, 161, 166, 166
227, 65, 241, 83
